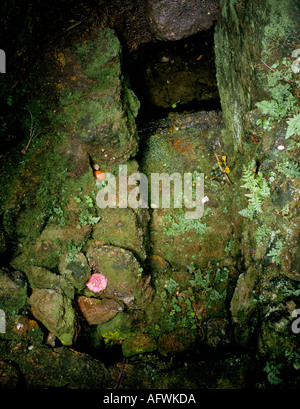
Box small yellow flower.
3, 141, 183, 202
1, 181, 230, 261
217, 161, 222, 165
224, 166, 230, 173
222, 155, 227, 162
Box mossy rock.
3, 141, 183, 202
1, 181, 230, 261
158, 328, 198, 357
96, 312, 137, 346
24, 265, 75, 299
58, 252, 91, 290
29, 288, 77, 346
215, 0, 300, 150
92, 208, 146, 260
6, 344, 111, 388
230, 264, 260, 326
3, 28, 140, 280
86, 244, 153, 308
122, 333, 157, 358
52, 28, 139, 163
141, 124, 236, 270
258, 319, 299, 362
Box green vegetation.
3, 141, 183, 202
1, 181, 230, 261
264, 361, 283, 385
256, 57, 299, 138
163, 209, 208, 237
157, 262, 229, 332
238, 161, 271, 220
73, 192, 101, 229
159, 275, 200, 331
65, 242, 84, 263
276, 157, 300, 179
73, 28, 121, 78
188, 263, 229, 309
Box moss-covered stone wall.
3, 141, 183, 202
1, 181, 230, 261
214, 0, 300, 386
215, 0, 300, 150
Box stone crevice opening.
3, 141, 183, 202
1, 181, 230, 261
124, 27, 220, 122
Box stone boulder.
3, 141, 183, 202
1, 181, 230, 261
58, 252, 91, 290
24, 265, 74, 299
140, 113, 237, 271
29, 288, 77, 346
92, 207, 147, 261
230, 265, 260, 326
4, 343, 111, 389
147, 0, 220, 41
77, 296, 124, 325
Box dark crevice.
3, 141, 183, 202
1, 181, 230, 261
123, 27, 220, 124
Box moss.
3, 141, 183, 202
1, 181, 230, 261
262, 0, 300, 58
0, 271, 28, 318
51, 28, 139, 162
123, 82, 141, 119
122, 333, 157, 358
73, 28, 121, 78
215, 0, 300, 152
97, 313, 136, 346
92, 207, 146, 260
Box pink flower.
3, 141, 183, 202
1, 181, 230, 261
86, 273, 107, 293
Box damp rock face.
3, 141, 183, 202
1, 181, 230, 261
147, 0, 220, 41
214, 0, 300, 147
92, 207, 148, 261
29, 288, 77, 346
2, 27, 140, 262
0, 0, 300, 390
213, 0, 300, 386
158, 328, 197, 357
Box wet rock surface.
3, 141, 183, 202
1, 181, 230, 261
77, 296, 123, 325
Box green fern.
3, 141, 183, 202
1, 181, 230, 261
239, 163, 271, 220
256, 57, 298, 135
163, 211, 208, 237
276, 160, 300, 179
255, 225, 273, 247
267, 239, 284, 264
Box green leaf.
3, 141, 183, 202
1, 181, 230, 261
286, 113, 300, 139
